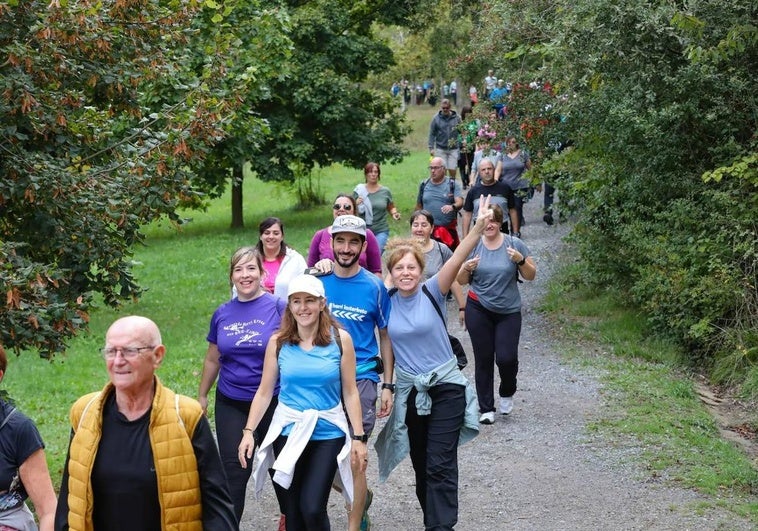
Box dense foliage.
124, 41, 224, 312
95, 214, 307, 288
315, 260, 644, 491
0, 0, 277, 356
457, 0, 757, 383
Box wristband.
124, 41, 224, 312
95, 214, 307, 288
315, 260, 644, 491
459, 308, 465, 311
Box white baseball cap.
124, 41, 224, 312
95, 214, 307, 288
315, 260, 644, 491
287, 274, 325, 298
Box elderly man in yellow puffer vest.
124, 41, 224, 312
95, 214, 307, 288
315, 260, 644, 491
54, 316, 238, 531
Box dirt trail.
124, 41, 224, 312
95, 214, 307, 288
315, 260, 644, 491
241, 191, 755, 530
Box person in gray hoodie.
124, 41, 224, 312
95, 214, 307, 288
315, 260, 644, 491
428, 99, 462, 182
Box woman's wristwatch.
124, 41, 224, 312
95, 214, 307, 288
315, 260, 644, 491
351, 433, 369, 442
516, 256, 527, 266
381, 383, 396, 393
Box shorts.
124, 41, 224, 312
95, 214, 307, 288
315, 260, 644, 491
347, 379, 378, 437
434, 148, 461, 171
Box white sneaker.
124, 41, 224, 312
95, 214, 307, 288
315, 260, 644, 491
479, 412, 495, 424
499, 397, 514, 415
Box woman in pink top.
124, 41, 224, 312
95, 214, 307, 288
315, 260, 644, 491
307, 193, 383, 277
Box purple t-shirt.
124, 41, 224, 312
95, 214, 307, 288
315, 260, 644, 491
207, 293, 286, 400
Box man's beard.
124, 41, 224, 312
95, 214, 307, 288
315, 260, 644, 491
334, 250, 360, 269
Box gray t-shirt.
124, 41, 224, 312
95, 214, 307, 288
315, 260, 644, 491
417, 178, 463, 226
500, 150, 531, 190
467, 235, 529, 314
423, 240, 453, 280
388, 277, 455, 374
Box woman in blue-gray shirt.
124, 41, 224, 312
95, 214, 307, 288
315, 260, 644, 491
456, 204, 536, 425
375, 195, 494, 531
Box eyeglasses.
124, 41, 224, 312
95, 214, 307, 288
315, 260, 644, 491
333, 204, 352, 211
101, 346, 155, 359
428, 165, 443, 170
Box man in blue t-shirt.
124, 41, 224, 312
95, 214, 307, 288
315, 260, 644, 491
314, 214, 394, 531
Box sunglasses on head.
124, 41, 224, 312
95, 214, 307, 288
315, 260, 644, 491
333, 203, 352, 211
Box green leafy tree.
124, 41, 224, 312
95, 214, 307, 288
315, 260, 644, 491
229, 0, 415, 215
0, 0, 267, 356
456, 0, 757, 375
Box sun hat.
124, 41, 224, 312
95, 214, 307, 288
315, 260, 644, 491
287, 274, 325, 298
330, 215, 366, 237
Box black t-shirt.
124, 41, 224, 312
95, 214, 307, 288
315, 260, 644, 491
92, 393, 160, 530
0, 400, 44, 511
463, 180, 515, 213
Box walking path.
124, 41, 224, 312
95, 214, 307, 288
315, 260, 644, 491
241, 191, 754, 530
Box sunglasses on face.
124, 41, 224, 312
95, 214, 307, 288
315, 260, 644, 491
333, 203, 353, 211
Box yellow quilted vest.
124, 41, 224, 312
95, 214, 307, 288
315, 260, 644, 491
65, 377, 203, 531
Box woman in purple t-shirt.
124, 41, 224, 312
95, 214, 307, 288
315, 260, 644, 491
198, 247, 286, 524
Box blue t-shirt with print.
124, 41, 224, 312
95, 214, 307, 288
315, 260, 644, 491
320, 268, 390, 382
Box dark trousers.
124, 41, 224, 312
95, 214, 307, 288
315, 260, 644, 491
513, 187, 530, 227
464, 298, 521, 412
215, 390, 279, 521
272, 435, 343, 531
406, 383, 465, 531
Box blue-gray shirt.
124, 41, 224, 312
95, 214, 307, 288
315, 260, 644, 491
416, 178, 463, 226
467, 235, 529, 314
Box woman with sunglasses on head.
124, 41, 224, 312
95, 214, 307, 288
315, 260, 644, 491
353, 162, 401, 255
307, 193, 383, 277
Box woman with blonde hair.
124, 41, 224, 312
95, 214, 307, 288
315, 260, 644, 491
375, 196, 494, 530
199, 247, 286, 523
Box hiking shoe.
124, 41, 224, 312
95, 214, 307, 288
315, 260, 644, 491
499, 397, 514, 415
543, 213, 554, 225
359, 489, 373, 531
479, 412, 495, 424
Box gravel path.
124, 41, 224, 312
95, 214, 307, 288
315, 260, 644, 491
241, 191, 754, 530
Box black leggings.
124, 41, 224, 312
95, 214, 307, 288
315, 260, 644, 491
464, 298, 521, 413
215, 390, 279, 521
272, 435, 343, 531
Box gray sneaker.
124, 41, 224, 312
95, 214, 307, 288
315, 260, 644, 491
499, 397, 514, 415
479, 412, 495, 424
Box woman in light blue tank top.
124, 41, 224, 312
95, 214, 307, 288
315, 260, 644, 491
238, 274, 367, 530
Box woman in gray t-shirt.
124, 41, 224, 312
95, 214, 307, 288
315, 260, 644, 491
456, 204, 536, 424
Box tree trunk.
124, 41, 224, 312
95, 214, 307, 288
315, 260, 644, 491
231, 165, 244, 228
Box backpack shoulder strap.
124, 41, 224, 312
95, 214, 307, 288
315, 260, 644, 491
0, 407, 16, 431
333, 326, 343, 356
388, 287, 398, 297
417, 179, 429, 205
421, 284, 446, 324
436, 240, 445, 262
